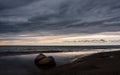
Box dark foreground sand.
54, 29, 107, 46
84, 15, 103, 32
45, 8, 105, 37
40, 51, 120, 75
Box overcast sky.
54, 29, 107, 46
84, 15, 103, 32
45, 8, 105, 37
0, 0, 120, 45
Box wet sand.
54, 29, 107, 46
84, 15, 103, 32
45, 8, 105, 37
0, 50, 120, 75
42, 50, 120, 75
0, 51, 94, 75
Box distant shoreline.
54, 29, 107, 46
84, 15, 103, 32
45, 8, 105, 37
0, 45, 120, 47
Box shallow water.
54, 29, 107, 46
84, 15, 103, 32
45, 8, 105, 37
0, 49, 119, 75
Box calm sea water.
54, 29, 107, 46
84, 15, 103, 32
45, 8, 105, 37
0, 45, 120, 52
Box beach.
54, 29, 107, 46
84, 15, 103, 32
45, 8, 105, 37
1, 0, 120, 74
0, 51, 95, 75
41, 50, 120, 75
0, 49, 120, 75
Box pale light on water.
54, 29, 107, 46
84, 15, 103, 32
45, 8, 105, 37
0, 48, 120, 75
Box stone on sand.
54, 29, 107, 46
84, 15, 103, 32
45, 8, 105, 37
34, 54, 56, 70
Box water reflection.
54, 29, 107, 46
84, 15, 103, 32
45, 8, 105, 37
0, 49, 119, 75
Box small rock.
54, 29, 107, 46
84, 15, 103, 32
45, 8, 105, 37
35, 54, 46, 62
34, 54, 56, 70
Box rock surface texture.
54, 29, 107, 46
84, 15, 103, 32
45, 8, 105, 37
34, 54, 56, 70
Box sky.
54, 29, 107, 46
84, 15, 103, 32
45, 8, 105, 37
0, 0, 120, 45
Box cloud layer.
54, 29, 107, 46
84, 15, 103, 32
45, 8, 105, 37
1, 0, 120, 34
0, 0, 120, 45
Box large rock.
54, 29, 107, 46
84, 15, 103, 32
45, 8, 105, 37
34, 54, 56, 70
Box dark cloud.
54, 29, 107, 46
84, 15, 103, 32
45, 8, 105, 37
0, 0, 38, 10
0, 0, 120, 36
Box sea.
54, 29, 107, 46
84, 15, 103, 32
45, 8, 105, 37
0, 45, 120, 53
0, 45, 120, 75
0, 45, 120, 56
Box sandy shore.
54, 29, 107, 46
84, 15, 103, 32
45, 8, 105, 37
0, 51, 94, 75
0, 50, 120, 75
41, 50, 120, 75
